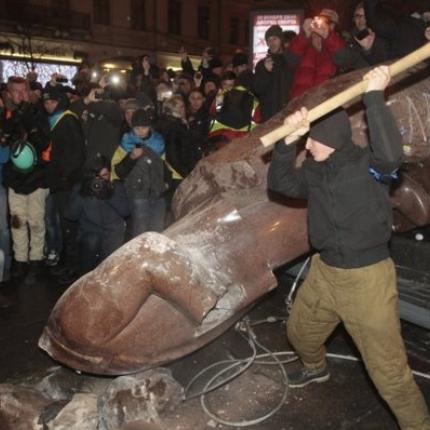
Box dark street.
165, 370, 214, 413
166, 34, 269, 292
0, 229, 429, 429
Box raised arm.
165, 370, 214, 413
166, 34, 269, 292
363, 65, 403, 175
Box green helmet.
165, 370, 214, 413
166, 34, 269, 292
11, 140, 37, 172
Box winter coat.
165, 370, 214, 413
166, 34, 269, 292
287, 31, 354, 99
209, 86, 261, 143
253, 52, 293, 121
67, 180, 129, 257
45, 98, 86, 192
346, 28, 389, 66
112, 145, 169, 199
267, 92, 403, 269
71, 98, 123, 165
364, 0, 428, 59
188, 107, 210, 154
156, 115, 203, 179
2, 103, 50, 194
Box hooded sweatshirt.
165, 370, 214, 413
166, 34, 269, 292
267, 92, 403, 269
45, 94, 86, 192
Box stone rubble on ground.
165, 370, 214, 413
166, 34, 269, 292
0, 368, 184, 430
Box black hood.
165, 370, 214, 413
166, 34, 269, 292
309, 109, 352, 151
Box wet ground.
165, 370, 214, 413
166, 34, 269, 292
0, 228, 429, 429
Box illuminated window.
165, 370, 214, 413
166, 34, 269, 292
1, 59, 77, 86
93, 0, 111, 26
131, 0, 146, 30
168, 0, 181, 35
198, 5, 210, 40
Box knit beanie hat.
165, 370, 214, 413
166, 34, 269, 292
131, 108, 153, 128
265, 25, 284, 42
319, 8, 339, 24
309, 109, 351, 150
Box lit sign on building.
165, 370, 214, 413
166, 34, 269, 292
250, 10, 303, 69
0, 60, 78, 85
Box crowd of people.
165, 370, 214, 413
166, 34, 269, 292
0, 0, 429, 296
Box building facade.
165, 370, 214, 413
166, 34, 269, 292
0, 0, 290, 72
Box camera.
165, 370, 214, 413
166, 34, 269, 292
356, 28, 370, 40
94, 90, 103, 99
312, 16, 330, 29
84, 175, 112, 199
89, 175, 106, 193
55, 77, 68, 83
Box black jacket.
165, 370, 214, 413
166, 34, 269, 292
156, 115, 202, 178
46, 99, 86, 192
67, 180, 129, 258
188, 107, 210, 155
71, 98, 122, 165
67, 180, 129, 233
347, 28, 389, 66
267, 92, 403, 269
364, 0, 427, 59
253, 52, 293, 121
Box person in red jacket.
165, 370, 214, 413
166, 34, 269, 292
288, 9, 364, 99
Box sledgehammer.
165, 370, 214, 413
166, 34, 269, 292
260, 42, 430, 148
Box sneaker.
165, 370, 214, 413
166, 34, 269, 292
288, 365, 330, 388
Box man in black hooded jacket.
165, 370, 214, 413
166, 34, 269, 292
43, 87, 86, 281
268, 66, 430, 430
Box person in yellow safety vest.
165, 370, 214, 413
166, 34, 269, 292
208, 72, 262, 151
43, 85, 86, 285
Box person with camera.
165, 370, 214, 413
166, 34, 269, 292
66, 155, 129, 275
71, 79, 123, 167
2, 76, 50, 284
287, 9, 366, 100
254, 25, 293, 121
346, 2, 389, 66
180, 46, 223, 87
112, 108, 168, 238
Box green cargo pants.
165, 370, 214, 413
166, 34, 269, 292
287, 254, 430, 430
